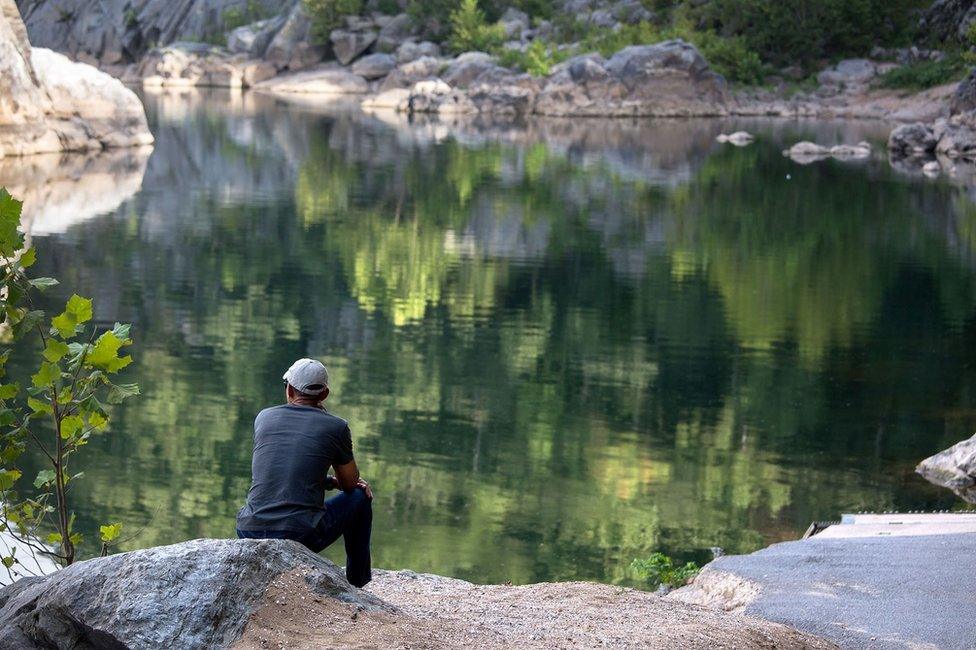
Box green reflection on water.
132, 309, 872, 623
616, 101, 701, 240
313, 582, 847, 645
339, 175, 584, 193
12, 91, 976, 586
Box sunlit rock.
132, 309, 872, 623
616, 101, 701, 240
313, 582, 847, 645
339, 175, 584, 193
0, 0, 152, 158
917, 433, 976, 503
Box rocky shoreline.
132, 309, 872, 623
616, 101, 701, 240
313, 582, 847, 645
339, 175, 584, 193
0, 538, 835, 649
5, 0, 976, 172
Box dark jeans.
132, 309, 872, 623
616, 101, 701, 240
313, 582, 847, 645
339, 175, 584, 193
238, 488, 372, 587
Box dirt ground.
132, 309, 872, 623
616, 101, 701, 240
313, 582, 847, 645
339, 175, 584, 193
233, 568, 835, 649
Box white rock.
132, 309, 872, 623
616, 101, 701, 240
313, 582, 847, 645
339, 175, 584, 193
255, 66, 369, 94
922, 160, 941, 175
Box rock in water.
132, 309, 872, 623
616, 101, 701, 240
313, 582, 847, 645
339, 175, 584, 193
917, 433, 976, 502
887, 122, 938, 154
0, 538, 390, 648
0, 0, 152, 157
717, 131, 754, 146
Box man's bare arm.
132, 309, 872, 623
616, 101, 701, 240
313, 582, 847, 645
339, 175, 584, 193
333, 460, 373, 499
334, 459, 360, 489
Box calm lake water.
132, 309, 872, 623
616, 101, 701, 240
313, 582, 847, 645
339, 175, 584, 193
4, 89, 976, 586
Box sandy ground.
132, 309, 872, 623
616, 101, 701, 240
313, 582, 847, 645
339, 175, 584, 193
234, 568, 835, 649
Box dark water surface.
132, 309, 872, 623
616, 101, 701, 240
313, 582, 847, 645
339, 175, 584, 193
5, 89, 976, 586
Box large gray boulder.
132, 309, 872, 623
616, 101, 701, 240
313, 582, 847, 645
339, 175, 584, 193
935, 122, 976, 159
0, 0, 153, 158
951, 69, 976, 115
395, 39, 440, 64
442, 51, 498, 88
0, 538, 389, 648
330, 28, 377, 65
264, 3, 322, 71
351, 52, 395, 80
227, 15, 285, 58
536, 39, 727, 117
375, 12, 413, 53
887, 122, 938, 154
816, 59, 877, 87
917, 433, 976, 502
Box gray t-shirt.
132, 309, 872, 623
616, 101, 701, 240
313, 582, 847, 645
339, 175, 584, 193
236, 404, 354, 532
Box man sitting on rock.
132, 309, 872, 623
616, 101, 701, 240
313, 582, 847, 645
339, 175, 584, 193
236, 358, 373, 587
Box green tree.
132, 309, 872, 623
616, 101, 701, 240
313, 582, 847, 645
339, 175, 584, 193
448, 0, 505, 53
0, 188, 137, 578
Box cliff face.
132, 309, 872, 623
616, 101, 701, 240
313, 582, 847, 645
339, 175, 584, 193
15, 0, 290, 65
0, 0, 153, 158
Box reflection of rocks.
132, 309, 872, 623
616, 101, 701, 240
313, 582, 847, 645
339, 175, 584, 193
0, 0, 152, 157
0, 145, 150, 236
916, 433, 976, 503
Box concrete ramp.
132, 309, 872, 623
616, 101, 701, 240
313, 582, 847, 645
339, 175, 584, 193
670, 519, 976, 649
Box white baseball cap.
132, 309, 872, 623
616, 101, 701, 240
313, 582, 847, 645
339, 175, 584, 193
282, 358, 330, 396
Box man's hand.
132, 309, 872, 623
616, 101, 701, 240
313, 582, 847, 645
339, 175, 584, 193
325, 475, 339, 490
356, 478, 373, 500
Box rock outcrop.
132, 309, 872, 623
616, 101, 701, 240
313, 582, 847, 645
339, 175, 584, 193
0, 536, 835, 649
0, 538, 389, 648
16, 0, 288, 64
539, 41, 727, 117
919, 0, 976, 44
0, 0, 152, 158
916, 433, 976, 502
888, 122, 939, 155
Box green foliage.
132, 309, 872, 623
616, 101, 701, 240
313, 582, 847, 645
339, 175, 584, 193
498, 39, 569, 76
691, 0, 926, 72
878, 55, 969, 91
0, 187, 139, 578
631, 552, 700, 589
304, 0, 364, 44
575, 19, 764, 85
222, 0, 271, 31
448, 0, 506, 54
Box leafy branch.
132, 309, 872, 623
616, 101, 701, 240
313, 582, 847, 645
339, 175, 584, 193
0, 188, 136, 581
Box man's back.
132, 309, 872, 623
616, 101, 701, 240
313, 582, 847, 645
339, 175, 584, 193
236, 404, 353, 532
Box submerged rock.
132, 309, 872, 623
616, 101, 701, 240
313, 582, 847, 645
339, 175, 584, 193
0, 538, 389, 648
716, 131, 754, 146
916, 433, 976, 502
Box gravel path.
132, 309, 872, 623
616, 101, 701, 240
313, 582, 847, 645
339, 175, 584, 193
235, 568, 834, 649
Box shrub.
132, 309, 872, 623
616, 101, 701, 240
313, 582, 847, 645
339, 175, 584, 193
878, 55, 969, 91
498, 39, 570, 76
631, 552, 700, 589
304, 0, 364, 44
576, 20, 765, 85
448, 0, 506, 54
691, 0, 926, 72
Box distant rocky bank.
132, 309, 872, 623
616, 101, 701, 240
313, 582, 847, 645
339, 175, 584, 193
0, 0, 151, 158
0, 537, 834, 649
